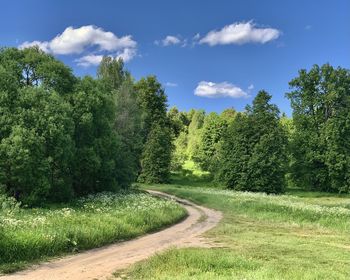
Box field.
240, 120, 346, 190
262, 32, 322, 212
121, 171, 350, 279
0, 190, 186, 274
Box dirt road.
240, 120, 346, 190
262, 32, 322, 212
1, 190, 222, 280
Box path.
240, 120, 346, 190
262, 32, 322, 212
0, 190, 222, 280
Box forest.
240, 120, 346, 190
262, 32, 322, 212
1, 47, 350, 207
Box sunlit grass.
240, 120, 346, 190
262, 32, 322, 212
125, 176, 350, 279
0, 190, 186, 274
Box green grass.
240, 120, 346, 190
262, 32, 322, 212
0, 190, 187, 274
122, 172, 350, 279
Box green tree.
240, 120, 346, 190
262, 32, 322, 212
98, 57, 143, 186
0, 47, 76, 94
135, 76, 172, 183
71, 77, 120, 195
287, 64, 350, 192
187, 109, 205, 159
218, 91, 287, 193
195, 112, 227, 171
0, 87, 74, 204
168, 106, 189, 137
135, 76, 168, 142
138, 124, 172, 183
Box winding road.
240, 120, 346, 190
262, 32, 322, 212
1, 190, 222, 280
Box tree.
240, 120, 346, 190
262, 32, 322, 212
287, 64, 350, 192
0, 47, 76, 95
168, 107, 190, 170
138, 124, 172, 183
135, 76, 172, 183
98, 57, 143, 186
195, 112, 227, 171
135, 76, 168, 142
218, 91, 287, 193
0, 87, 74, 204
168, 106, 189, 137
187, 109, 205, 159
71, 77, 121, 195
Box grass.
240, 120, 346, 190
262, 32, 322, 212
0, 190, 187, 274
122, 165, 350, 279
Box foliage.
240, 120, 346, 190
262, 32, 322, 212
0, 87, 75, 204
0, 47, 175, 204
98, 57, 143, 186
135, 76, 173, 183
71, 76, 121, 195
218, 91, 287, 193
168, 106, 190, 137
186, 110, 205, 159
195, 110, 236, 172
135, 76, 168, 141
0, 191, 186, 273
287, 64, 350, 192
139, 124, 173, 183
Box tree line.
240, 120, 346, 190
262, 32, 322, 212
1, 47, 349, 203
169, 64, 350, 194
0, 47, 172, 204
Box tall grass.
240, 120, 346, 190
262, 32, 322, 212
0, 191, 186, 273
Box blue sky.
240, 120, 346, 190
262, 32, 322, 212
1, 0, 349, 115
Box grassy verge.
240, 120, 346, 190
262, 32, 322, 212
122, 179, 350, 279
0, 190, 187, 274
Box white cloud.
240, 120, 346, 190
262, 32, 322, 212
162, 35, 181, 46
50, 26, 136, 54
19, 25, 137, 66
165, 82, 178, 87
199, 21, 281, 46
194, 81, 250, 98
19, 40, 50, 53
115, 48, 137, 62
155, 35, 182, 46
75, 47, 137, 67
248, 84, 254, 90
75, 54, 104, 67
19, 25, 136, 55
75, 48, 137, 67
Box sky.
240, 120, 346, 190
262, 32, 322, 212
1, 0, 349, 115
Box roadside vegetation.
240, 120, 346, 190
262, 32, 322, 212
0, 190, 186, 273
123, 171, 350, 279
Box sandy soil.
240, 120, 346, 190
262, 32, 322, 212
0, 190, 222, 280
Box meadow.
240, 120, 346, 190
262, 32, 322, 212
0, 190, 186, 274
121, 169, 350, 279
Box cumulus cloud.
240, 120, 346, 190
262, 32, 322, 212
115, 48, 137, 62
19, 25, 137, 66
162, 35, 181, 46
50, 26, 135, 54
19, 25, 136, 54
194, 81, 250, 98
199, 21, 281, 46
75, 48, 137, 67
75, 54, 104, 67
155, 35, 184, 46
18, 40, 50, 53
